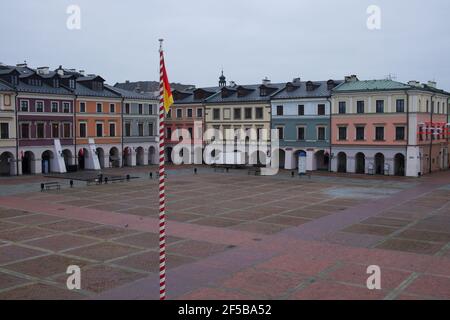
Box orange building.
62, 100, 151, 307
74, 75, 123, 169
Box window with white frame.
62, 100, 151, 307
21, 100, 29, 112
36, 101, 44, 112
63, 102, 70, 113
51, 102, 59, 113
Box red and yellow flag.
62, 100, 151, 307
160, 52, 174, 112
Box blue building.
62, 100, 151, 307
271, 78, 343, 170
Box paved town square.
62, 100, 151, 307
0, 166, 450, 300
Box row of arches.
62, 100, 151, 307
336, 152, 405, 176
164, 147, 269, 166
1, 145, 158, 176
277, 149, 329, 170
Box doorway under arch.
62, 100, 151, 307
136, 147, 145, 166
109, 147, 120, 168
394, 153, 405, 176
375, 153, 385, 175
41, 150, 54, 174
148, 146, 156, 165
78, 148, 88, 170
62, 149, 73, 168
355, 152, 365, 174
337, 152, 347, 173
315, 150, 329, 171
0, 152, 15, 176
22, 151, 35, 175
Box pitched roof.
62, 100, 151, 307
105, 85, 157, 100
74, 81, 120, 98
0, 79, 14, 91
272, 80, 344, 100
173, 86, 221, 104
205, 83, 285, 104
114, 81, 194, 94
15, 81, 73, 95
333, 79, 411, 92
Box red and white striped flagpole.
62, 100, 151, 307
158, 38, 167, 300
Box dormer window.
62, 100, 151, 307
286, 83, 295, 92
194, 91, 204, 100
11, 76, 18, 85
221, 87, 233, 98
237, 86, 252, 98
69, 79, 76, 89
29, 78, 42, 86
306, 81, 314, 91
327, 80, 335, 90
53, 78, 59, 88
260, 88, 267, 96
92, 81, 103, 91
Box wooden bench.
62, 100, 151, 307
110, 176, 126, 183
41, 181, 61, 191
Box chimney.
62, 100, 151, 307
125, 80, 130, 84
427, 81, 437, 88
345, 75, 358, 83
262, 77, 271, 85
79, 70, 85, 76
229, 81, 236, 88
16, 62, 27, 67
408, 80, 421, 87
36, 67, 49, 75
292, 77, 301, 84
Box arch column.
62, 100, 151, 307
143, 150, 149, 165
306, 150, 314, 171
103, 155, 111, 168
131, 150, 137, 167
16, 158, 22, 176
284, 149, 294, 170
347, 155, 355, 173
34, 157, 42, 174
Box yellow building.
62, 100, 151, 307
204, 80, 283, 141
0, 81, 17, 175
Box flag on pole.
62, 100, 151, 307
158, 39, 171, 300
161, 54, 174, 112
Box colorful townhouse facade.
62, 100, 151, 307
270, 78, 343, 170
0, 63, 159, 176
2, 61, 450, 178
0, 64, 75, 175
0, 78, 16, 176
167, 86, 218, 163
330, 78, 450, 177
71, 74, 122, 170
204, 77, 283, 165
108, 85, 159, 167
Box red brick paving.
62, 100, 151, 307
403, 275, 450, 299
289, 281, 386, 300
1, 168, 450, 299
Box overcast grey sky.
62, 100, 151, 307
1, 0, 450, 89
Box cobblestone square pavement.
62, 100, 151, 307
1, 165, 450, 299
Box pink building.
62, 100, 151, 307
331, 78, 450, 177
